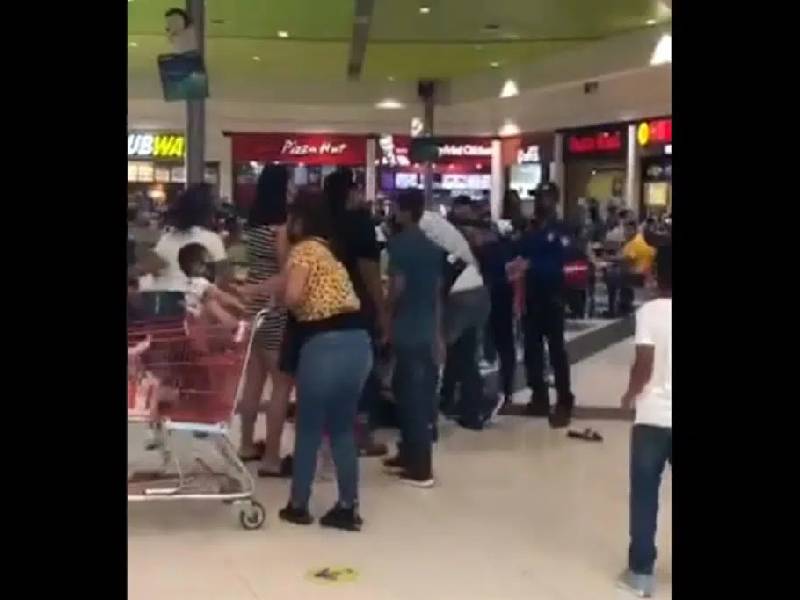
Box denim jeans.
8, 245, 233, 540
393, 342, 438, 477
357, 328, 381, 431
440, 287, 491, 424
629, 424, 672, 575
290, 329, 372, 509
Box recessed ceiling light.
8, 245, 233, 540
646, 18, 657, 25
277, 30, 289, 38
376, 99, 406, 110
650, 33, 672, 65
490, 61, 500, 68
388, 75, 396, 82
419, 6, 431, 14
499, 79, 519, 98
498, 119, 521, 137
252, 56, 262, 61
129, 41, 138, 48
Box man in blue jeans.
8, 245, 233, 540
618, 246, 672, 598
383, 190, 443, 488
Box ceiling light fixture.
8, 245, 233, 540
376, 99, 406, 110
650, 33, 672, 65
277, 30, 289, 38
129, 41, 138, 48
499, 79, 519, 98
490, 61, 500, 68
252, 56, 262, 61
419, 6, 431, 14
498, 119, 521, 137
388, 75, 396, 82
646, 18, 657, 25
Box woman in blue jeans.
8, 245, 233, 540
251, 189, 371, 531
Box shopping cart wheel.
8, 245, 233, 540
239, 500, 266, 530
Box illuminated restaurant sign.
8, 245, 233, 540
438, 144, 492, 157
407, 136, 493, 163
637, 118, 672, 146
128, 133, 186, 158
566, 129, 624, 155
517, 145, 541, 164
229, 133, 367, 165
280, 138, 348, 157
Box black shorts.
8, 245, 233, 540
278, 314, 300, 375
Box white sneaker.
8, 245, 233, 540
616, 569, 654, 598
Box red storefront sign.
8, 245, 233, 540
384, 135, 493, 165
637, 118, 672, 146
229, 133, 367, 166
566, 129, 624, 155
500, 132, 555, 166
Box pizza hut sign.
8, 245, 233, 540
280, 138, 348, 157
229, 133, 367, 165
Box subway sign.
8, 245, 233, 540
128, 133, 186, 158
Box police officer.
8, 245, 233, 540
513, 182, 576, 428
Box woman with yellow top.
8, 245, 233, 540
253, 189, 372, 531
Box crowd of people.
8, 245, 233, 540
128, 168, 671, 597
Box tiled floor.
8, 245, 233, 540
128, 385, 671, 599
572, 339, 634, 409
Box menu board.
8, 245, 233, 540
135, 162, 154, 183
170, 166, 186, 183
442, 174, 468, 190
466, 174, 491, 190
395, 172, 419, 189
155, 167, 171, 183
510, 163, 542, 199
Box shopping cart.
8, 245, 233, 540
127, 314, 266, 530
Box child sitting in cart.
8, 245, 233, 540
132, 244, 247, 448
178, 243, 247, 332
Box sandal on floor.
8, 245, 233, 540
567, 428, 604, 442
257, 455, 293, 478
238, 440, 266, 462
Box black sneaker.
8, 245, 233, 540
398, 470, 435, 488
549, 405, 572, 429
319, 504, 363, 532
278, 502, 313, 526
456, 416, 485, 431
382, 454, 405, 474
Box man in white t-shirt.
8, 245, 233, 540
419, 207, 492, 430
617, 246, 672, 599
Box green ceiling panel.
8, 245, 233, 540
128, 0, 670, 90
362, 41, 584, 80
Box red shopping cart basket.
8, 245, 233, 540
127, 318, 248, 425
